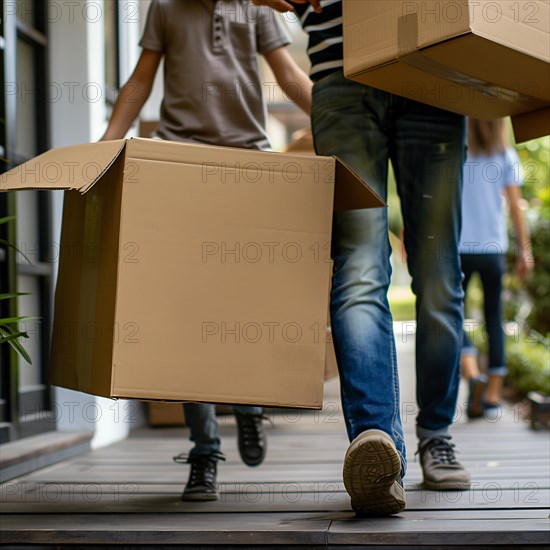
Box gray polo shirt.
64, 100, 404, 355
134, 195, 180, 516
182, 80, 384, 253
140, 0, 290, 150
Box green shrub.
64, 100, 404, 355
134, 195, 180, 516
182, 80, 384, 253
506, 335, 550, 397
0, 216, 33, 364
515, 137, 550, 337
465, 322, 549, 397
524, 213, 550, 336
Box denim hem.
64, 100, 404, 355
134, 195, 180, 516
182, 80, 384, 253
188, 448, 223, 460
416, 425, 451, 441
487, 367, 508, 377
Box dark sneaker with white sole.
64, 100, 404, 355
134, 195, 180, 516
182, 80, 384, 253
234, 410, 267, 467
418, 437, 471, 490
343, 429, 406, 517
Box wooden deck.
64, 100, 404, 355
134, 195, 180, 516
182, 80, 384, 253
1, 330, 549, 548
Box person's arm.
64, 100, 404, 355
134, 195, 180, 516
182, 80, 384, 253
264, 46, 312, 115
505, 185, 534, 279
252, 0, 322, 13
100, 49, 163, 141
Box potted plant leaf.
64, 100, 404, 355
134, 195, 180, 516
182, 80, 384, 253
0, 216, 33, 364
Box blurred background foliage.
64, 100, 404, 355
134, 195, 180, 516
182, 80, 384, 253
513, 136, 550, 337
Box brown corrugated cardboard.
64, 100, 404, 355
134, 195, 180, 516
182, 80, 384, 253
148, 402, 186, 426
511, 106, 550, 143
1, 138, 382, 409
343, 1, 550, 141
147, 403, 252, 427
324, 328, 339, 381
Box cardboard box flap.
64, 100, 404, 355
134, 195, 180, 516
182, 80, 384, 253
123, 136, 317, 175
333, 158, 385, 211
123, 138, 385, 211
0, 140, 126, 193
512, 106, 550, 143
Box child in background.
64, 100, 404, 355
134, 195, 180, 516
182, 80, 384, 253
460, 118, 534, 419
101, 0, 312, 501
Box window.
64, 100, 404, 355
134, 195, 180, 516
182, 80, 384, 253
0, 0, 52, 443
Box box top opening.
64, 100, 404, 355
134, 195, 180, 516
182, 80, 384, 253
0, 140, 126, 193
0, 138, 385, 211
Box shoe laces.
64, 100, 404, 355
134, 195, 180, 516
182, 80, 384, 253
236, 413, 268, 444
420, 437, 459, 466
189, 458, 216, 485
173, 450, 226, 465
174, 453, 225, 489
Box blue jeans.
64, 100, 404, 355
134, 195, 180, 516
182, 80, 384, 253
461, 253, 507, 376
311, 72, 466, 463
184, 403, 262, 458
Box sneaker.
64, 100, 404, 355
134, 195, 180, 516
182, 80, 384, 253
343, 429, 406, 517
234, 410, 267, 467
467, 374, 488, 419
174, 454, 222, 501
418, 437, 471, 490
483, 402, 502, 420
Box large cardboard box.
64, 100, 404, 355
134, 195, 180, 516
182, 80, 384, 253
148, 402, 186, 426
147, 402, 236, 427
324, 328, 339, 381
510, 106, 550, 142
1, 138, 382, 409
343, 1, 550, 141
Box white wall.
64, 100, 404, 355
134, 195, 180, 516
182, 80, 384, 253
47, 0, 144, 449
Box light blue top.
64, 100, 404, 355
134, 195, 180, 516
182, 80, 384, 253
459, 148, 523, 255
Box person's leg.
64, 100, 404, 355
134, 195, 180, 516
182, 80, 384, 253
391, 97, 469, 489
312, 72, 404, 460
233, 406, 266, 467
392, 97, 465, 438
311, 72, 405, 516
486, 376, 505, 407
478, 254, 507, 405
178, 403, 222, 501
183, 403, 221, 457
460, 254, 487, 419
461, 353, 480, 380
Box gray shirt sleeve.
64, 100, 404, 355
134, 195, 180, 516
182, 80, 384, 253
139, 0, 166, 52
256, 6, 291, 55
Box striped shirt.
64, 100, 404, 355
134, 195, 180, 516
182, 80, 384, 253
293, 0, 343, 81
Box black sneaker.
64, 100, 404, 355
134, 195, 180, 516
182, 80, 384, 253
418, 437, 471, 490
174, 453, 224, 501
234, 410, 267, 467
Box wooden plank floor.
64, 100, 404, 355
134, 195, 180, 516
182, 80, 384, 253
1, 331, 549, 548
